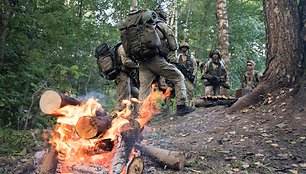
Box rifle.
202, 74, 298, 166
202, 75, 230, 89
173, 63, 195, 84
128, 68, 140, 88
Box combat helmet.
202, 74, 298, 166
209, 49, 221, 59
179, 42, 190, 50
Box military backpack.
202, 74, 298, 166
95, 43, 121, 80
118, 9, 161, 61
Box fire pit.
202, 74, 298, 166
36, 86, 185, 174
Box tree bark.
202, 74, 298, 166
216, 0, 230, 96
135, 144, 186, 170
75, 114, 111, 139
229, 0, 304, 112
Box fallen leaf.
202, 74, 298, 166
207, 137, 214, 142
289, 88, 293, 92
288, 169, 298, 174
232, 168, 240, 172
261, 133, 269, 137
255, 153, 264, 157
276, 123, 286, 128
290, 141, 297, 144
265, 140, 273, 143
271, 143, 279, 148
300, 163, 306, 167
300, 136, 305, 141
242, 162, 250, 169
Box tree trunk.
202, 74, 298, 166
229, 0, 304, 112
216, 0, 230, 96
0, 0, 10, 72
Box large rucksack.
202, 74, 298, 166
118, 10, 161, 61
95, 43, 121, 80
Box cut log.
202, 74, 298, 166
39, 146, 58, 174
75, 111, 112, 139
56, 161, 108, 174
39, 90, 81, 115
127, 157, 144, 174
135, 144, 186, 170
111, 120, 141, 174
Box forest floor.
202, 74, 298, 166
0, 88, 305, 174
143, 88, 306, 174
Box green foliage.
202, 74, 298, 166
0, 0, 266, 130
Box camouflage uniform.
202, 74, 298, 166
242, 60, 262, 91
177, 42, 197, 101
115, 44, 139, 109
138, 13, 195, 116
201, 50, 228, 96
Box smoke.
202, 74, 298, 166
78, 91, 108, 106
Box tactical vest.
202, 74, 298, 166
207, 60, 223, 77
179, 54, 193, 73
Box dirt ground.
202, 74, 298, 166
1, 88, 305, 174
143, 89, 306, 174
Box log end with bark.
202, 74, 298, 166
75, 111, 112, 139
39, 90, 81, 115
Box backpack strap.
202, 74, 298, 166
111, 43, 122, 70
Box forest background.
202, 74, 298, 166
1, 0, 267, 152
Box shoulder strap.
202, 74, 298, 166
111, 43, 122, 69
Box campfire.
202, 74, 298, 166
37, 85, 185, 174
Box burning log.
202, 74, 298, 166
39, 90, 81, 115
135, 144, 186, 170
127, 157, 144, 174
39, 146, 58, 174
75, 111, 112, 139
111, 120, 142, 174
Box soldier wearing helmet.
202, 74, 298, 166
177, 42, 198, 102
201, 49, 229, 96
242, 60, 262, 91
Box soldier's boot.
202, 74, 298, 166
176, 105, 196, 116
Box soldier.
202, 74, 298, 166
115, 44, 139, 110
201, 49, 229, 96
137, 7, 195, 116
242, 60, 262, 91
177, 42, 197, 102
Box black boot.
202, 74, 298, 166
176, 105, 195, 116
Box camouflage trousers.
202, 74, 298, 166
115, 71, 139, 109
185, 79, 195, 102
204, 85, 221, 96
139, 55, 188, 105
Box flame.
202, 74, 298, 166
48, 85, 170, 173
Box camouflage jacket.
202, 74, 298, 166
242, 70, 262, 90
177, 53, 197, 76
202, 60, 227, 82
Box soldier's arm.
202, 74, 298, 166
118, 45, 138, 69
202, 62, 211, 78
157, 22, 178, 51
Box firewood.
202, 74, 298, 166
135, 144, 186, 170
75, 114, 111, 139
56, 161, 108, 174
111, 120, 141, 174
39, 90, 81, 115
39, 146, 58, 174
127, 157, 144, 174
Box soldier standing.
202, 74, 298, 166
115, 44, 139, 110
242, 60, 262, 91
201, 49, 229, 96
177, 42, 197, 102
137, 7, 195, 116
